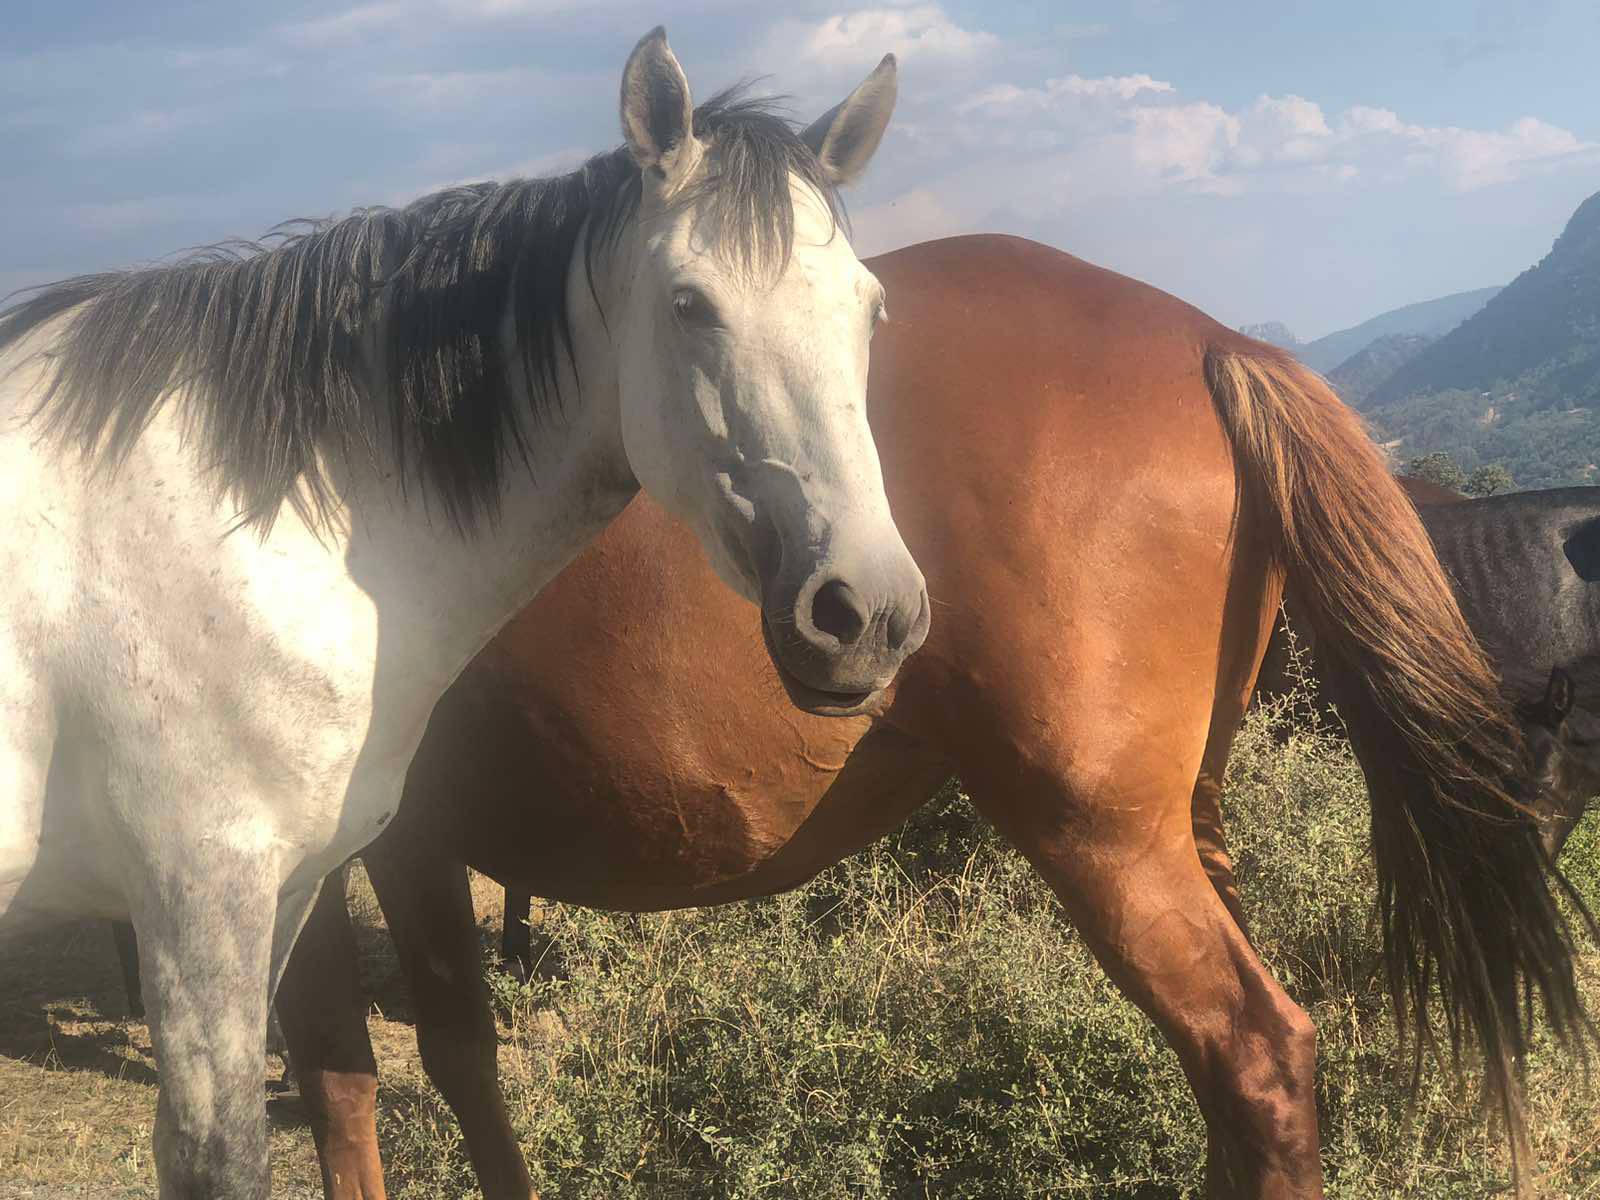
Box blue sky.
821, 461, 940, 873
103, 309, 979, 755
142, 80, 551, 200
4, 0, 1597, 338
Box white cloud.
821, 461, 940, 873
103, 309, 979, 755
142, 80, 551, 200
933, 75, 1598, 207
1367, 113, 1591, 190
769, 4, 998, 74
846, 60, 1600, 271
1217, 98, 1590, 193
1338, 105, 1405, 137
959, 73, 1173, 117
1126, 101, 1242, 188
1234, 95, 1332, 167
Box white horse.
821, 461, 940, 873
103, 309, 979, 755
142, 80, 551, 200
0, 29, 925, 1198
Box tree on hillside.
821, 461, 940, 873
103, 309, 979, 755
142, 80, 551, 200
1465, 464, 1515, 496
1403, 451, 1466, 492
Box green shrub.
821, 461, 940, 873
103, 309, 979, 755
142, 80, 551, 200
377, 695, 1600, 1198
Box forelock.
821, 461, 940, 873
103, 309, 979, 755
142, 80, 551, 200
678, 86, 848, 282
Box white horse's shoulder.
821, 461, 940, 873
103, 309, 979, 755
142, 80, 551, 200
0, 385, 382, 915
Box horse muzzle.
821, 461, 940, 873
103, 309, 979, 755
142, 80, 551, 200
760, 557, 930, 718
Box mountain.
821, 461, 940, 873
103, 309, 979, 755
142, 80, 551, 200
1326, 332, 1435, 406
1368, 191, 1600, 410
1359, 188, 1600, 489
1238, 321, 1300, 349
1297, 286, 1501, 374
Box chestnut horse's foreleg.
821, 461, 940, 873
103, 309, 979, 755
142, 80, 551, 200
275, 863, 387, 1200
110, 919, 145, 1019
362, 843, 535, 1200
968, 759, 1321, 1199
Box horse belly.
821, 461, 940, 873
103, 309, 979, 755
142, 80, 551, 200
448, 711, 858, 904
638, 724, 951, 908
461, 713, 948, 910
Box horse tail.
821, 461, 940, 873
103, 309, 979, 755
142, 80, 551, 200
1204, 343, 1592, 1174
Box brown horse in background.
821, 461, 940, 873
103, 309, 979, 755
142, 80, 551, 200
272, 235, 1587, 1200
1255, 475, 1600, 858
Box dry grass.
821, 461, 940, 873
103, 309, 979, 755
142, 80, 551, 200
4, 710, 1600, 1198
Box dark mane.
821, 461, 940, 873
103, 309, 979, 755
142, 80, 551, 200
0, 88, 841, 530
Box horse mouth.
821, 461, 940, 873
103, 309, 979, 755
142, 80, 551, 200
761, 620, 880, 717
777, 668, 880, 717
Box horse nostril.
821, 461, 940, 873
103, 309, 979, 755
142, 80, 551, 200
811, 579, 869, 645
887, 590, 927, 652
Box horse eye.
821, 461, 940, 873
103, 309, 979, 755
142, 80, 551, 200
672, 288, 717, 328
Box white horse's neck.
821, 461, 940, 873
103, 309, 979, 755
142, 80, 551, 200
309, 225, 640, 781
358, 255, 625, 627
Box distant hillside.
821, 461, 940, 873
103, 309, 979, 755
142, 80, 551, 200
1369, 192, 1600, 409
1298, 287, 1501, 373
1238, 320, 1300, 350
1361, 189, 1600, 489
1326, 333, 1434, 406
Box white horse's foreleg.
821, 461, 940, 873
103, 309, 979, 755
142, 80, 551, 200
137, 850, 280, 1200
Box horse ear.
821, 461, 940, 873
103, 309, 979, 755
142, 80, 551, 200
1546, 667, 1576, 723
620, 27, 700, 185
801, 54, 898, 187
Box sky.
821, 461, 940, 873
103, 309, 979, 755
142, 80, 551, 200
4, 0, 1598, 340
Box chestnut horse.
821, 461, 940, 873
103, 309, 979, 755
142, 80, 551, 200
274, 235, 1586, 1199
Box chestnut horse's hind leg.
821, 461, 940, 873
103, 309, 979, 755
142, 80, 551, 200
362, 841, 535, 1200
970, 750, 1322, 1200
501, 886, 534, 979
274, 864, 387, 1200
1191, 713, 1253, 940
1191, 768, 1249, 938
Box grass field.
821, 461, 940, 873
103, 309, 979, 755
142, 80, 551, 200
4, 692, 1600, 1197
